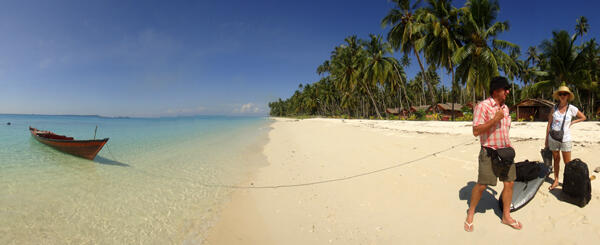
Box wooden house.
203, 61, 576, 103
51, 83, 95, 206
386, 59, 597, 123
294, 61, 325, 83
410, 105, 430, 113
385, 107, 410, 117
511, 98, 554, 121
428, 103, 464, 120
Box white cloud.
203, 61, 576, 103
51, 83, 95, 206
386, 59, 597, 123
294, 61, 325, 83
233, 103, 262, 114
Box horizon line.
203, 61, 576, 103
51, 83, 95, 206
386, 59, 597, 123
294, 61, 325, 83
0, 113, 268, 119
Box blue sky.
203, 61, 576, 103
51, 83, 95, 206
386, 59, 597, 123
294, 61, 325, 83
0, 0, 598, 117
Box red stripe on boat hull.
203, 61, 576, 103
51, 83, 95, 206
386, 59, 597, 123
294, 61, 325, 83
29, 127, 109, 160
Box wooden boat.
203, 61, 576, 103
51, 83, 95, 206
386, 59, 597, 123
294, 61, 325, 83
29, 127, 109, 160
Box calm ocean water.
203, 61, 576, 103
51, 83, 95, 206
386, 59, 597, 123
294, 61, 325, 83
0, 114, 271, 244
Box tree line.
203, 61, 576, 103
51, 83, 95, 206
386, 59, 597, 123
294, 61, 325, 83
269, 0, 599, 120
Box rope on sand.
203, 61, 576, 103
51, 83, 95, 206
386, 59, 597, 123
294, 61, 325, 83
205, 139, 479, 189
101, 139, 478, 189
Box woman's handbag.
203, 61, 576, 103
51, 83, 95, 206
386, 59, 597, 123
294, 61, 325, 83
549, 104, 568, 142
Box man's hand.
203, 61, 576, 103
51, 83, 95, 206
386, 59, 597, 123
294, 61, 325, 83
493, 110, 504, 122
473, 108, 505, 136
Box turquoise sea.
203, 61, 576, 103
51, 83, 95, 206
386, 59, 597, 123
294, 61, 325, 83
0, 114, 271, 244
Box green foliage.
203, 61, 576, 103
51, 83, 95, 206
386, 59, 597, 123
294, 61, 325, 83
426, 113, 441, 121
413, 109, 427, 120
268, 1, 599, 122
456, 112, 473, 121
461, 105, 473, 113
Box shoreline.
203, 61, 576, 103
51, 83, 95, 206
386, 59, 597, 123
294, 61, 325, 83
206, 118, 600, 244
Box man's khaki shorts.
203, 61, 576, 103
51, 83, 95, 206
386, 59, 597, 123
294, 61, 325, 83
477, 147, 516, 186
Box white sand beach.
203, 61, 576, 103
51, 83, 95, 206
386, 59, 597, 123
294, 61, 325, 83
207, 118, 600, 244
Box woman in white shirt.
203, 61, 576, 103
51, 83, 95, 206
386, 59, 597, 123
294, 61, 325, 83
545, 85, 586, 190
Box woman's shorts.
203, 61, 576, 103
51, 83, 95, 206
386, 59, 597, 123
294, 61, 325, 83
548, 134, 572, 152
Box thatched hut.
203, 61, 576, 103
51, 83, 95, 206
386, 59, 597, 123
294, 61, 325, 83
385, 107, 410, 116
464, 101, 483, 112
428, 103, 464, 120
465, 101, 475, 111
511, 99, 554, 121
410, 105, 430, 113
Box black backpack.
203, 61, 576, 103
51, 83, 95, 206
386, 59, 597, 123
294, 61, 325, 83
515, 160, 541, 182
562, 158, 592, 207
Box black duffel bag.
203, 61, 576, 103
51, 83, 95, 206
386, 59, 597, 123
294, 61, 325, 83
563, 158, 592, 207
515, 160, 541, 182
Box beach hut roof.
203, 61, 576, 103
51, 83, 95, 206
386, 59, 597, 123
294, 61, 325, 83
465, 101, 484, 109
410, 105, 430, 111
386, 108, 399, 114
385, 107, 410, 115
435, 103, 463, 111
511, 98, 554, 110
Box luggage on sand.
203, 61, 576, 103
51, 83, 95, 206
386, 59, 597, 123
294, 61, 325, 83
515, 160, 541, 182
541, 147, 553, 168
499, 161, 550, 212
563, 158, 592, 207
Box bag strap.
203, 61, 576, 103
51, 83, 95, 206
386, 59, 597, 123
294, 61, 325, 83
555, 104, 569, 131
559, 104, 569, 131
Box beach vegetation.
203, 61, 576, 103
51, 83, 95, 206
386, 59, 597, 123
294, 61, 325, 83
457, 112, 473, 121
269, 0, 599, 121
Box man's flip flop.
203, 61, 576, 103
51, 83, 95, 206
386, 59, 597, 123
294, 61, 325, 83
501, 220, 522, 230
464, 221, 474, 232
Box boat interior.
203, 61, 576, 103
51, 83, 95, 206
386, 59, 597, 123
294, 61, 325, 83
37, 133, 74, 140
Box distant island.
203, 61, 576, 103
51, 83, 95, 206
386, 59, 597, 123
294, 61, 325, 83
0, 113, 131, 119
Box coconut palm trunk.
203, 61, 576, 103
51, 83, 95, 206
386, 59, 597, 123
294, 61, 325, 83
363, 84, 382, 119
414, 48, 436, 105
448, 56, 457, 121
394, 64, 412, 110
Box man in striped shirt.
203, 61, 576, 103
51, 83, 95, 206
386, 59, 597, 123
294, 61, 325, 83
464, 76, 522, 232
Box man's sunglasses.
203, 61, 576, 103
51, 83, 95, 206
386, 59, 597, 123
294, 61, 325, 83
558, 92, 570, 96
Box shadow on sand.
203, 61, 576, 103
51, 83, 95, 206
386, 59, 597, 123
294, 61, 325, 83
544, 176, 585, 206
459, 181, 502, 219
94, 156, 130, 167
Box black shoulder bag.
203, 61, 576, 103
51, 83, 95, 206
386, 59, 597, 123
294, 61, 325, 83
483, 146, 516, 167
549, 104, 568, 143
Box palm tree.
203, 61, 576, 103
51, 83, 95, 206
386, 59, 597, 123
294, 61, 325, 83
501, 49, 522, 105
334, 36, 364, 84
328, 36, 368, 116
391, 59, 412, 112
316, 60, 330, 76
361, 34, 402, 119
534, 30, 587, 92
382, 0, 437, 106
526, 46, 540, 67
575, 16, 589, 46
418, 0, 461, 119
453, 0, 520, 102
579, 39, 600, 116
